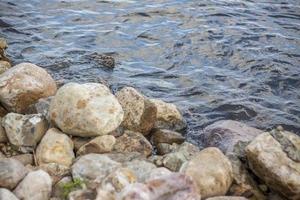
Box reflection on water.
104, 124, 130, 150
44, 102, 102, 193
0, 0, 299, 145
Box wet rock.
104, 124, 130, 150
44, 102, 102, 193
0, 63, 57, 113
0, 118, 8, 143
116, 87, 157, 135
11, 153, 34, 166
50, 82, 123, 137
2, 113, 48, 152
151, 129, 185, 146
181, 147, 233, 199
0, 38, 10, 63
202, 120, 263, 157
0, 38, 8, 49
36, 128, 75, 167
14, 170, 52, 200
123, 159, 156, 182
0, 60, 10, 74
87, 52, 115, 68
150, 99, 186, 131
206, 197, 248, 200
114, 130, 153, 157
0, 188, 19, 200
101, 167, 136, 193
68, 189, 96, 200
118, 173, 200, 200
77, 135, 116, 156
71, 154, 121, 189
0, 158, 28, 189
245, 130, 300, 200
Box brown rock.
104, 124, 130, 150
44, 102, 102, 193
77, 135, 116, 156
151, 129, 185, 145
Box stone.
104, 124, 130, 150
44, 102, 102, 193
123, 159, 157, 182
0, 158, 28, 189
0, 118, 8, 143
150, 98, 186, 131
202, 120, 263, 157
118, 173, 200, 200
181, 147, 233, 199
0, 38, 8, 49
39, 163, 70, 184
96, 189, 115, 200
0, 188, 19, 200
156, 143, 179, 155
101, 167, 136, 193
14, 170, 52, 200
72, 137, 92, 151
206, 197, 249, 200
11, 154, 34, 166
116, 87, 157, 135
0, 60, 10, 74
2, 113, 48, 152
77, 135, 116, 156
144, 167, 172, 181
50, 82, 123, 137
114, 130, 153, 157
71, 154, 121, 189
26, 97, 53, 122
36, 128, 75, 167
0, 63, 57, 113
68, 189, 96, 200
105, 152, 145, 163
151, 129, 185, 146
245, 130, 300, 200
52, 176, 72, 198
0, 105, 7, 117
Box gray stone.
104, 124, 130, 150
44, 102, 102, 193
0, 188, 19, 200
123, 159, 157, 182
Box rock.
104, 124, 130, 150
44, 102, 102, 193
0, 188, 19, 200
151, 129, 185, 146
2, 113, 48, 152
0, 158, 28, 189
68, 189, 96, 200
96, 189, 115, 200
71, 154, 121, 189
101, 167, 136, 193
0, 105, 7, 117
123, 159, 156, 182
50, 82, 123, 137
26, 97, 53, 122
77, 135, 116, 156
39, 163, 70, 184
202, 120, 263, 157
105, 152, 145, 163
11, 154, 34, 166
36, 128, 75, 167
206, 197, 248, 200
150, 99, 186, 131
181, 147, 233, 199
0, 151, 5, 159
0, 118, 8, 143
0, 38, 8, 49
156, 143, 179, 155
116, 87, 157, 135
14, 170, 52, 200
0, 63, 57, 113
114, 130, 153, 157
118, 173, 200, 200
52, 176, 72, 198
0, 60, 10, 74
87, 53, 115, 68
72, 137, 92, 151
144, 167, 172, 181
245, 129, 300, 200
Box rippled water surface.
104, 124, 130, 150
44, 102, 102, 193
1, 0, 300, 144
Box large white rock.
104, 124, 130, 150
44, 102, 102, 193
0, 63, 57, 113
181, 147, 233, 199
246, 129, 300, 200
36, 128, 75, 167
50, 82, 123, 137
2, 113, 48, 152
0, 188, 19, 200
116, 87, 157, 135
14, 170, 52, 200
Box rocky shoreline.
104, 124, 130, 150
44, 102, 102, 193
0, 38, 299, 200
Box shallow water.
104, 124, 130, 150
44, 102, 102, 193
0, 0, 299, 145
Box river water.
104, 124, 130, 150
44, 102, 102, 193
0, 0, 299, 145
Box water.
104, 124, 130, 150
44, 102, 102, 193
1, 0, 299, 145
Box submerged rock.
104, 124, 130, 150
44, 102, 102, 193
116, 87, 157, 135
114, 130, 153, 157
14, 170, 52, 200
50, 82, 123, 137
246, 129, 300, 200
0, 62, 57, 113
77, 135, 116, 156
0, 158, 28, 189
181, 147, 233, 199
150, 99, 186, 131
2, 113, 48, 152
36, 128, 75, 167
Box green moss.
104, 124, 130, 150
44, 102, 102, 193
60, 178, 85, 199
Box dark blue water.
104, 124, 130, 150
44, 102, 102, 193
1, 0, 299, 145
